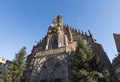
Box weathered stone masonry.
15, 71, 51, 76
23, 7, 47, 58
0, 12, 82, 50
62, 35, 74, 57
25, 15, 112, 82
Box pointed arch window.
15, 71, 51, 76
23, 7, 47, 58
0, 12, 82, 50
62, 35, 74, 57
48, 34, 58, 49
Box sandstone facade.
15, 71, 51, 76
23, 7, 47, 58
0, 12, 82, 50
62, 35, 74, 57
25, 15, 112, 82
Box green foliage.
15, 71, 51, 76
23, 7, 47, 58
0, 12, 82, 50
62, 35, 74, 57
2, 47, 27, 82
71, 38, 112, 82
0, 79, 4, 82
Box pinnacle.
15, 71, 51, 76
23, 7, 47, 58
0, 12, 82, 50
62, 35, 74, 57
52, 15, 63, 26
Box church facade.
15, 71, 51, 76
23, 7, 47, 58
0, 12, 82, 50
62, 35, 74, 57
24, 15, 112, 82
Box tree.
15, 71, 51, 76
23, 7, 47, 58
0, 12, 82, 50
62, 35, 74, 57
71, 38, 112, 82
2, 47, 27, 82
0, 79, 4, 82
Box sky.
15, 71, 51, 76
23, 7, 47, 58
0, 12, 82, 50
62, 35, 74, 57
0, 0, 120, 62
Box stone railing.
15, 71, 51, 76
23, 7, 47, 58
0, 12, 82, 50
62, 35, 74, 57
35, 47, 67, 57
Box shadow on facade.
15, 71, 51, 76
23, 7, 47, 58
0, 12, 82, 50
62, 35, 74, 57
32, 56, 68, 82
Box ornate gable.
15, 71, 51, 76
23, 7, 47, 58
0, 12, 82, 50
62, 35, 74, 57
25, 15, 112, 82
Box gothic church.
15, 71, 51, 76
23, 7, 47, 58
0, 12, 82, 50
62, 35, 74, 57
25, 15, 112, 82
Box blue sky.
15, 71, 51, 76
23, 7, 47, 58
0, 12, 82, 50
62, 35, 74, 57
0, 0, 120, 62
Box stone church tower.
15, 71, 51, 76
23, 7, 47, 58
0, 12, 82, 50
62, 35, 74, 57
25, 15, 112, 82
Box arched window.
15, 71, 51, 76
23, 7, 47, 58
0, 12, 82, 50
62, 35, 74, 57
48, 35, 58, 49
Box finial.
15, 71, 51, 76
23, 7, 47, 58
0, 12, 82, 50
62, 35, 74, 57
85, 32, 87, 36
88, 30, 93, 37
57, 15, 63, 25
75, 28, 77, 32
52, 15, 63, 26
78, 29, 81, 34
81, 31, 84, 35
88, 30, 96, 43
53, 17, 57, 24
34, 41, 37, 46
88, 30, 91, 34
